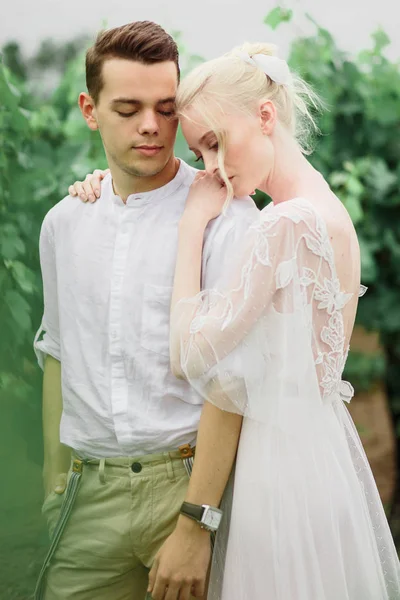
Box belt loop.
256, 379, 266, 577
99, 458, 106, 484
163, 452, 175, 482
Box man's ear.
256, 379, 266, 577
79, 92, 99, 131
259, 100, 276, 136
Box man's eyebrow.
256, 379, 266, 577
111, 97, 176, 105
111, 98, 141, 105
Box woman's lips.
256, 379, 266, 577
134, 146, 163, 157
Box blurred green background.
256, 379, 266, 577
1, 7, 400, 598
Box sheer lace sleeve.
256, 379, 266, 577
170, 199, 355, 421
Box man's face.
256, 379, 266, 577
93, 58, 179, 178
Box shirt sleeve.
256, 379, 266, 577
202, 201, 259, 289
33, 215, 61, 370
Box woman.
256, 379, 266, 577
71, 44, 400, 599
168, 43, 400, 600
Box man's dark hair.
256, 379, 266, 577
86, 21, 180, 103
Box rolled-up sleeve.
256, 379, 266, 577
34, 215, 61, 370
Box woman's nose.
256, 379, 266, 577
204, 157, 218, 176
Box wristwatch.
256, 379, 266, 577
180, 501, 223, 532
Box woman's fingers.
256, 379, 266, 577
82, 177, 97, 203
69, 169, 109, 203
93, 168, 109, 180
70, 181, 88, 202
68, 184, 78, 197
90, 169, 109, 199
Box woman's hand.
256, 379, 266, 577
68, 168, 110, 203
183, 172, 227, 227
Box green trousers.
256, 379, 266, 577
35, 449, 197, 600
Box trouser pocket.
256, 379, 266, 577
42, 490, 65, 539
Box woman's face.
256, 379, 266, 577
181, 103, 274, 197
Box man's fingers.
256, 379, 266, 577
54, 472, 67, 494
150, 574, 168, 600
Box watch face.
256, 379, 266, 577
202, 507, 223, 530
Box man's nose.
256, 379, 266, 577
137, 111, 160, 136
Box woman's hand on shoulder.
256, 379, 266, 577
183, 172, 227, 227
68, 168, 110, 203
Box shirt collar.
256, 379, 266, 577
107, 160, 190, 208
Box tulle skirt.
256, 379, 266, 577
208, 398, 400, 600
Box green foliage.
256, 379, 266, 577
1, 13, 400, 459
263, 6, 293, 30
0, 52, 107, 463
343, 351, 386, 392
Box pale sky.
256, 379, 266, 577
2, 0, 400, 62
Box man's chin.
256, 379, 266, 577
123, 161, 168, 178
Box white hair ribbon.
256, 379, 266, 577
237, 51, 291, 85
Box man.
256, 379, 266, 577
34, 21, 258, 600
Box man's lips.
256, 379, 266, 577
134, 145, 164, 156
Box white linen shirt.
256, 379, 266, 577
34, 160, 258, 458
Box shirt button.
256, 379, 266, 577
111, 331, 117, 339
131, 462, 142, 473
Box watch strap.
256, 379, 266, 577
180, 501, 205, 522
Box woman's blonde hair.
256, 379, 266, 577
176, 42, 322, 205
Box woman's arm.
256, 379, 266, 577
149, 176, 242, 600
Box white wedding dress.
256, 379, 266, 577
171, 198, 400, 600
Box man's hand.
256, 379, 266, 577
148, 516, 211, 600
43, 470, 68, 499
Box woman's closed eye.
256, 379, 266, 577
194, 143, 218, 163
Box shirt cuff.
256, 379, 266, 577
33, 324, 61, 371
